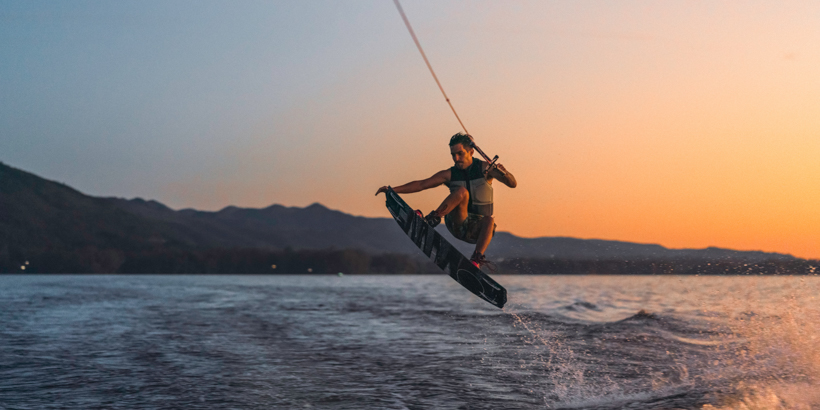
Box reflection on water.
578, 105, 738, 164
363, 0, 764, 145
1, 274, 819, 409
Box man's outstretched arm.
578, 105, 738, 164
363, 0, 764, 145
375, 170, 450, 195
488, 164, 517, 188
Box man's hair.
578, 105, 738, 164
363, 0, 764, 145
449, 132, 474, 149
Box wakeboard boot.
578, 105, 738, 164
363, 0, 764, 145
469, 251, 486, 267
470, 251, 496, 272
424, 210, 442, 227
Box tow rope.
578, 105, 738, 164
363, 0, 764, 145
392, 0, 506, 175
392, 0, 469, 135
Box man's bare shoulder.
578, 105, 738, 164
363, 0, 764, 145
435, 168, 452, 183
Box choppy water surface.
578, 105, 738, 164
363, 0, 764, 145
2, 274, 820, 409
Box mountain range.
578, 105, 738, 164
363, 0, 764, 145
0, 161, 803, 273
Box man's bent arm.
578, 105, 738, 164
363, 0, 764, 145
376, 170, 449, 195
488, 164, 517, 188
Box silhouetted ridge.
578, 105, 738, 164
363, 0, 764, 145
0, 161, 813, 273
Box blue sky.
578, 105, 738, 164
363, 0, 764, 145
2, 1, 819, 257
2, 1, 412, 204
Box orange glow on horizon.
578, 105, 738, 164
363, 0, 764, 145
153, 2, 820, 260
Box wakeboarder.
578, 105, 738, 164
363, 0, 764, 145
376, 133, 517, 267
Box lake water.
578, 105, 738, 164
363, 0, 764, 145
1, 274, 819, 409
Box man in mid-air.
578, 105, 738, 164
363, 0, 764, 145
376, 133, 517, 267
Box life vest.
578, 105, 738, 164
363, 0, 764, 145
448, 159, 493, 216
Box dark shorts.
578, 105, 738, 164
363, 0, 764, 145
445, 213, 496, 244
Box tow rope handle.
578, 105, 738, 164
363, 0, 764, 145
469, 138, 506, 177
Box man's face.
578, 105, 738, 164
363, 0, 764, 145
450, 143, 474, 169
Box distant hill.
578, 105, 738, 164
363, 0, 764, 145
488, 232, 794, 262
0, 161, 802, 273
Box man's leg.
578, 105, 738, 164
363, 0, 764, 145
432, 187, 469, 225
473, 215, 495, 256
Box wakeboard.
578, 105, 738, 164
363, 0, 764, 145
385, 187, 507, 308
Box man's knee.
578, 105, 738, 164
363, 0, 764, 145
452, 186, 469, 202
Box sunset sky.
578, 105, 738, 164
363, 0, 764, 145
2, 1, 818, 258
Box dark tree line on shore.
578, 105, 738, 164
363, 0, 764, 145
1, 245, 817, 275
497, 257, 819, 276
0, 245, 438, 274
